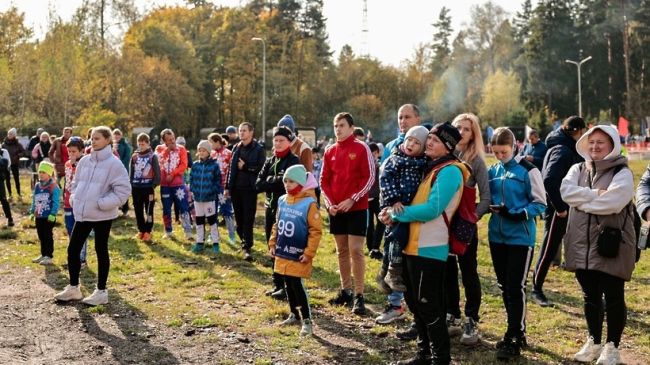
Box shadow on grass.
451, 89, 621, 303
42, 264, 180, 364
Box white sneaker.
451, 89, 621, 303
32, 255, 45, 263
574, 336, 603, 362
281, 313, 300, 326
596, 342, 620, 365
185, 231, 194, 241
82, 289, 109, 306
460, 317, 479, 345
300, 319, 313, 336
162, 232, 173, 240
375, 305, 405, 324
446, 313, 462, 337
54, 285, 83, 302
39, 256, 53, 265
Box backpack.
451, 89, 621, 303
436, 161, 478, 256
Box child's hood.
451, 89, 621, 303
301, 172, 318, 192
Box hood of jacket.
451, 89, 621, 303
301, 172, 318, 192
545, 128, 578, 151
576, 125, 622, 162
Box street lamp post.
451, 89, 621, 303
252, 37, 266, 146
565, 55, 592, 117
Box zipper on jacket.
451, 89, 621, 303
499, 165, 506, 239
586, 214, 591, 268
521, 221, 530, 237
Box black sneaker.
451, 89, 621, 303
352, 294, 366, 315
531, 290, 552, 307
328, 289, 353, 306
395, 353, 432, 365
496, 334, 527, 350
369, 249, 383, 260
396, 322, 418, 341
243, 250, 253, 262
270, 288, 287, 301
496, 339, 521, 361
7, 219, 14, 227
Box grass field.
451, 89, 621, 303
0, 158, 649, 364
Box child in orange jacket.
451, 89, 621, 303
268, 165, 322, 336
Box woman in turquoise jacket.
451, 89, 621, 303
488, 127, 546, 361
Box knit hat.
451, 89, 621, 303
225, 125, 237, 134
405, 126, 428, 151
564, 116, 586, 131
430, 122, 461, 152
38, 161, 55, 177
277, 114, 296, 132
7, 128, 17, 137
283, 164, 307, 186
273, 126, 294, 142
175, 136, 186, 146
197, 140, 212, 152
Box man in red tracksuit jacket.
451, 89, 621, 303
320, 112, 375, 315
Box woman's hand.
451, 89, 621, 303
269, 247, 275, 257
299, 255, 312, 264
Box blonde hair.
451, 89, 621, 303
452, 113, 485, 162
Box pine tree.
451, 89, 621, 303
430, 6, 452, 78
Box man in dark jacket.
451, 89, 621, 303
226, 122, 266, 261
519, 130, 547, 170
532, 116, 586, 307
3, 128, 26, 198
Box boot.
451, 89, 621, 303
384, 263, 407, 292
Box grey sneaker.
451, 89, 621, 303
460, 317, 479, 345
446, 314, 462, 337
300, 319, 313, 336
281, 313, 300, 326
375, 304, 406, 324
39, 256, 53, 265
32, 255, 45, 263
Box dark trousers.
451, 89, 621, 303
533, 206, 568, 292
403, 255, 450, 365
231, 188, 257, 250
68, 220, 113, 290
284, 275, 311, 320
575, 269, 626, 347
132, 187, 155, 233
5, 164, 20, 196
365, 198, 384, 252
489, 242, 534, 338
446, 233, 482, 321
0, 178, 12, 222
36, 218, 54, 257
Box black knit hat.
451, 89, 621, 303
273, 126, 294, 141
430, 121, 461, 152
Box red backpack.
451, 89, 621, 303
439, 161, 478, 256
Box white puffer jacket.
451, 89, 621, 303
71, 145, 131, 222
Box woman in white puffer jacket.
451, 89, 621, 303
55, 126, 131, 306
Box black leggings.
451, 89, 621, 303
283, 275, 311, 320
68, 220, 113, 290
575, 269, 626, 347
5, 164, 20, 196
132, 187, 155, 233
0, 178, 11, 222
446, 233, 482, 321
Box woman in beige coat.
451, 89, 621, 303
560, 125, 635, 365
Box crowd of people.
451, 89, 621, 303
0, 105, 646, 365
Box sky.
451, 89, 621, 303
1, 0, 527, 66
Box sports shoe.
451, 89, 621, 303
243, 250, 253, 262
7, 219, 14, 227
446, 314, 462, 336
596, 342, 620, 365
369, 249, 383, 260
396, 322, 418, 341
162, 232, 174, 240
574, 336, 603, 362
496, 337, 522, 361
55, 285, 83, 302
496, 334, 527, 350
270, 288, 287, 301
141, 232, 152, 243
460, 317, 479, 345
134, 232, 144, 240
80, 261, 87, 270
185, 231, 194, 241
375, 304, 405, 324
191, 243, 204, 253
212, 243, 220, 254
352, 294, 366, 315
32, 255, 45, 263
82, 289, 109, 306
39, 256, 53, 265
228, 232, 237, 246
531, 290, 552, 307
300, 319, 313, 336
281, 313, 299, 326
328, 289, 353, 307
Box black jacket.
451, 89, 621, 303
255, 152, 300, 209
541, 128, 583, 212
227, 140, 266, 191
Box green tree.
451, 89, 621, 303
430, 7, 452, 78
478, 69, 525, 126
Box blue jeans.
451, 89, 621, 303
383, 235, 404, 307
64, 208, 87, 262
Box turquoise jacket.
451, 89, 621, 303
488, 155, 546, 247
